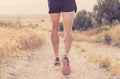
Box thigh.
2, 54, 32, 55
50, 13, 60, 28
62, 11, 74, 31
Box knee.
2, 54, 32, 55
64, 32, 73, 41
51, 24, 58, 34
52, 23, 59, 32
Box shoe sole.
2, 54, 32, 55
54, 62, 61, 66
61, 58, 71, 75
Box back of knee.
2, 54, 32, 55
64, 32, 73, 41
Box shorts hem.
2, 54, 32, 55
49, 10, 77, 14
61, 9, 77, 13
49, 12, 60, 14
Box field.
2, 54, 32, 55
0, 15, 120, 79
59, 24, 120, 76
71, 25, 120, 76
0, 15, 47, 65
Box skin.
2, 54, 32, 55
50, 11, 74, 57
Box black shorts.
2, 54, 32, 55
48, 0, 77, 14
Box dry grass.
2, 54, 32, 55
72, 31, 89, 42
84, 52, 111, 69
72, 43, 87, 52
71, 25, 120, 47
0, 16, 48, 75
97, 26, 119, 45
84, 52, 120, 76
73, 43, 120, 76
108, 25, 120, 47
107, 61, 120, 76
95, 25, 120, 46
72, 25, 120, 76
59, 28, 103, 42
71, 27, 103, 42
59, 31, 90, 42
0, 21, 45, 64
86, 27, 102, 35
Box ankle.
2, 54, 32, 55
55, 56, 59, 59
64, 54, 68, 58
55, 56, 59, 58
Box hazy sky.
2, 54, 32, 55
0, 0, 97, 15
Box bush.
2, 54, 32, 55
101, 26, 111, 31
104, 34, 112, 45
95, 36, 103, 43
95, 32, 112, 44
59, 22, 63, 31
73, 10, 93, 31
94, 0, 120, 26
0, 27, 45, 64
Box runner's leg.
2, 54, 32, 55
50, 13, 60, 57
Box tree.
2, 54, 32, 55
59, 22, 64, 31
94, 0, 120, 26
73, 10, 93, 31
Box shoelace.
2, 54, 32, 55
64, 56, 69, 65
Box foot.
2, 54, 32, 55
62, 56, 71, 75
54, 57, 61, 66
